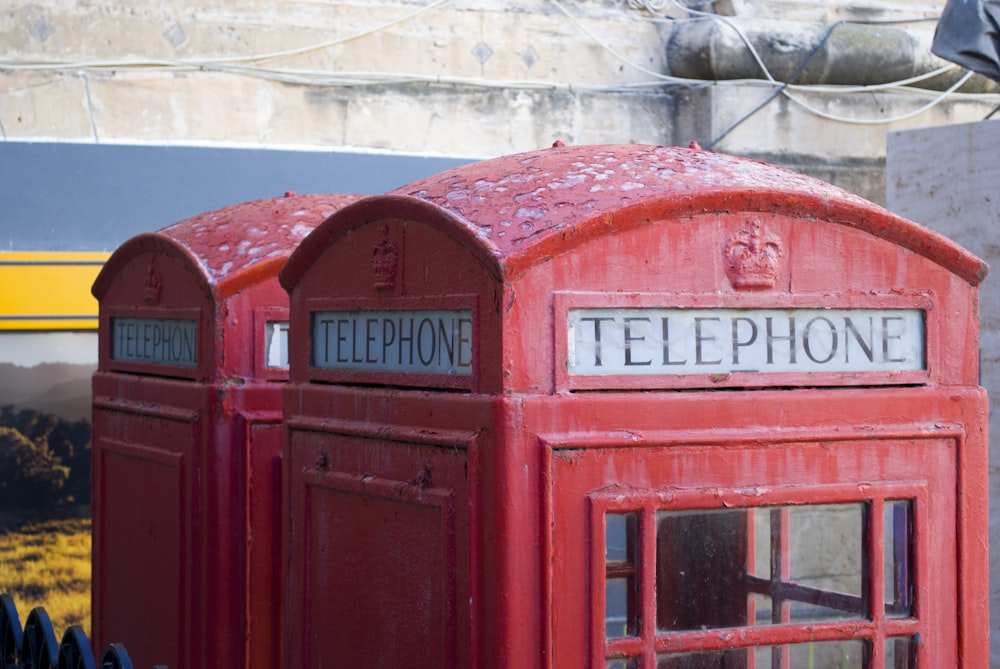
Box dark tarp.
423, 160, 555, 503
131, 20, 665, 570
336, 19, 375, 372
933, 0, 1000, 83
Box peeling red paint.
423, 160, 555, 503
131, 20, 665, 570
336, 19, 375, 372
282, 145, 988, 668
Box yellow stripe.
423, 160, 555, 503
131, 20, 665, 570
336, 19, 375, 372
0, 252, 110, 330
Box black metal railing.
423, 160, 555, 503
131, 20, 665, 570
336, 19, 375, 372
0, 594, 167, 669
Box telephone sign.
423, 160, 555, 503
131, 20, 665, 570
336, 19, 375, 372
311, 309, 473, 375
568, 307, 924, 377
110, 317, 198, 367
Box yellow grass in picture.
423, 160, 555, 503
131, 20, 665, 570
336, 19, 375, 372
0, 507, 91, 636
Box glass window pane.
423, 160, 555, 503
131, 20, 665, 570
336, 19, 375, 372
607, 658, 639, 669
655, 509, 749, 632
606, 577, 636, 638
656, 648, 746, 668
657, 504, 866, 633
885, 636, 916, 669
752, 507, 771, 582
607, 512, 637, 563
749, 593, 771, 627
606, 512, 639, 638
656, 640, 866, 669
785, 504, 865, 621
752, 504, 866, 624
885, 501, 913, 617
786, 639, 866, 668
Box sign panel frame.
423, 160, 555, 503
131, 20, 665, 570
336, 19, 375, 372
102, 307, 205, 379
568, 307, 924, 376
311, 309, 473, 376
554, 291, 934, 392
255, 306, 291, 380
304, 295, 478, 390
111, 317, 199, 368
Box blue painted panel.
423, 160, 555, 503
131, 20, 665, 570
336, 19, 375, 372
0, 142, 471, 251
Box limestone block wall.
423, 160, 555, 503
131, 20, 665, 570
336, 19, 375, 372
887, 121, 1000, 668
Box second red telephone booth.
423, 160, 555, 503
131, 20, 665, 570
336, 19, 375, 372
90, 193, 360, 669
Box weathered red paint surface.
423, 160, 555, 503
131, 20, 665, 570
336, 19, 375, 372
90, 193, 360, 669
280, 143, 988, 668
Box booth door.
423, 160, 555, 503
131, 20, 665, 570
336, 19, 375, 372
92, 405, 196, 669
548, 435, 958, 669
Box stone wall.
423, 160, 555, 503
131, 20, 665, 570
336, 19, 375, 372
2, 0, 998, 204
887, 120, 1000, 667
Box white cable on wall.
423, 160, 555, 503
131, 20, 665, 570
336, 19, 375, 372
782, 70, 976, 124
0, 0, 997, 133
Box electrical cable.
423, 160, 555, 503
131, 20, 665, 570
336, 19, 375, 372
548, 0, 981, 121
666, 0, 780, 83
81, 73, 100, 143
780, 70, 974, 125
224, 0, 454, 65
548, 0, 702, 83
704, 19, 843, 149
699, 18, 974, 147
628, 0, 674, 12
784, 64, 959, 94
0, 0, 996, 135
639, 0, 991, 135
0, 0, 453, 71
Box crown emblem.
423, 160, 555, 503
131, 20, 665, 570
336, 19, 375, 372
144, 256, 163, 305
723, 219, 782, 290
371, 225, 399, 290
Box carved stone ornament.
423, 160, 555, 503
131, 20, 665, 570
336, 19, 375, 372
143, 256, 163, 305
371, 225, 399, 290
723, 218, 783, 290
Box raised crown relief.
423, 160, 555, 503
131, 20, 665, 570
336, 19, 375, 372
143, 256, 163, 305
723, 219, 783, 290
371, 225, 399, 290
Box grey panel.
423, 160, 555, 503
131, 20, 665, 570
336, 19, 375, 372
0, 142, 471, 251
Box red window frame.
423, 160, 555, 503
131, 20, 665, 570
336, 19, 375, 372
589, 482, 927, 668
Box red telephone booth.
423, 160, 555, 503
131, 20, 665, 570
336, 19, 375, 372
279, 144, 989, 669
90, 192, 360, 669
